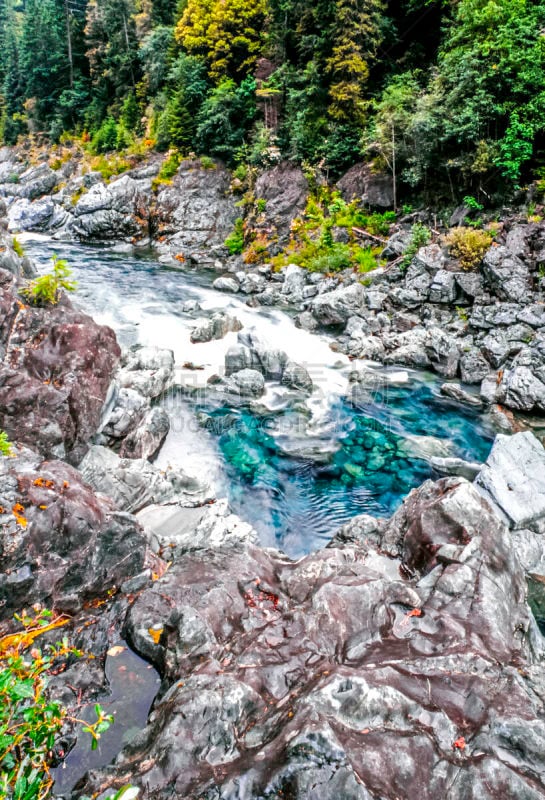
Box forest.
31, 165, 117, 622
1, 0, 545, 200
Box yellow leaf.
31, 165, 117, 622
107, 645, 126, 657
148, 626, 163, 645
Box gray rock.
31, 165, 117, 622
226, 368, 265, 397
429, 270, 457, 303
440, 382, 483, 408
7, 197, 56, 231
412, 243, 445, 275
496, 366, 545, 412
118, 346, 174, 398
281, 360, 314, 393
0, 163, 57, 200
481, 330, 525, 368
454, 271, 484, 299
154, 160, 237, 259
295, 311, 319, 332
311, 282, 366, 325
79, 445, 210, 513
281, 263, 307, 299
238, 271, 267, 294
475, 432, 545, 528
459, 348, 491, 384
253, 163, 309, 243
337, 162, 393, 207
425, 327, 459, 378
381, 230, 412, 259
100, 387, 149, 440
119, 406, 170, 460
482, 245, 530, 302
190, 312, 243, 343
212, 275, 239, 293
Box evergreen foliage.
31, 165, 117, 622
1, 0, 545, 195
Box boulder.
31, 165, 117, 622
154, 160, 238, 259
100, 388, 149, 440
190, 312, 243, 343
475, 432, 545, 528
428, 269, 458, 303
253, 163, 309, 243
496, 366, 545, 412
424, 327, 459, 378
67, 175, 151, 242
212, 275, 239, 293
430, 456, 482, 480
482, 245, 530, 302
281, 360, 314, 393
118, 406, 170, 460
118, 346, 174, 398
337, 162, 393, 208
0, 448, 147, 615
0, 270, 120, 462
79, 445, 210, 513
459, 347, 490, 385
0, 163, 58, 200
281, 263, 307, 300
440, 382, 483, 408
311, 282, 366, 325
225, 368, 265, 398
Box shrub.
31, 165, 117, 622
152, 151, 181, 191
11, 237, 24, 257
0, 430, 13, 456
225, 218, 245, 255
402, 223, 432, 270
89, 154, 131, 181
90, 117, 119, 154
445, 227, 493, 271
0, 607, 113, 800
21, 255, 77, 306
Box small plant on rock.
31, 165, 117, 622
0, 431, 13, 456
0, 607, 114, 800
21, 255, 77, 306
224, 218, 245, 255
445, 227, 493, 271
401, 223, 431, 270
11, 237, 24, 258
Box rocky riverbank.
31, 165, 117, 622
2, 145, 545, 427
2, 161, 545, 798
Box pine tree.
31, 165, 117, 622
326, 0, 385, 123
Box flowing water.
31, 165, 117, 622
24, 238, 495, 556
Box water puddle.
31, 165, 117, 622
52, 644, 161, 797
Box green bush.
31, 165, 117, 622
445, 227, 493, 271
21, 255, 77, 306
152, 151, 181, 191
224, 218, 245, 255
0, 608, 113, 800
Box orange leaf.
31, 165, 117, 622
406, 608, 422, 618
453, 737, 466, 750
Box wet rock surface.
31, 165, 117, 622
0, 447, 148, 615
75, 476, 545, 800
